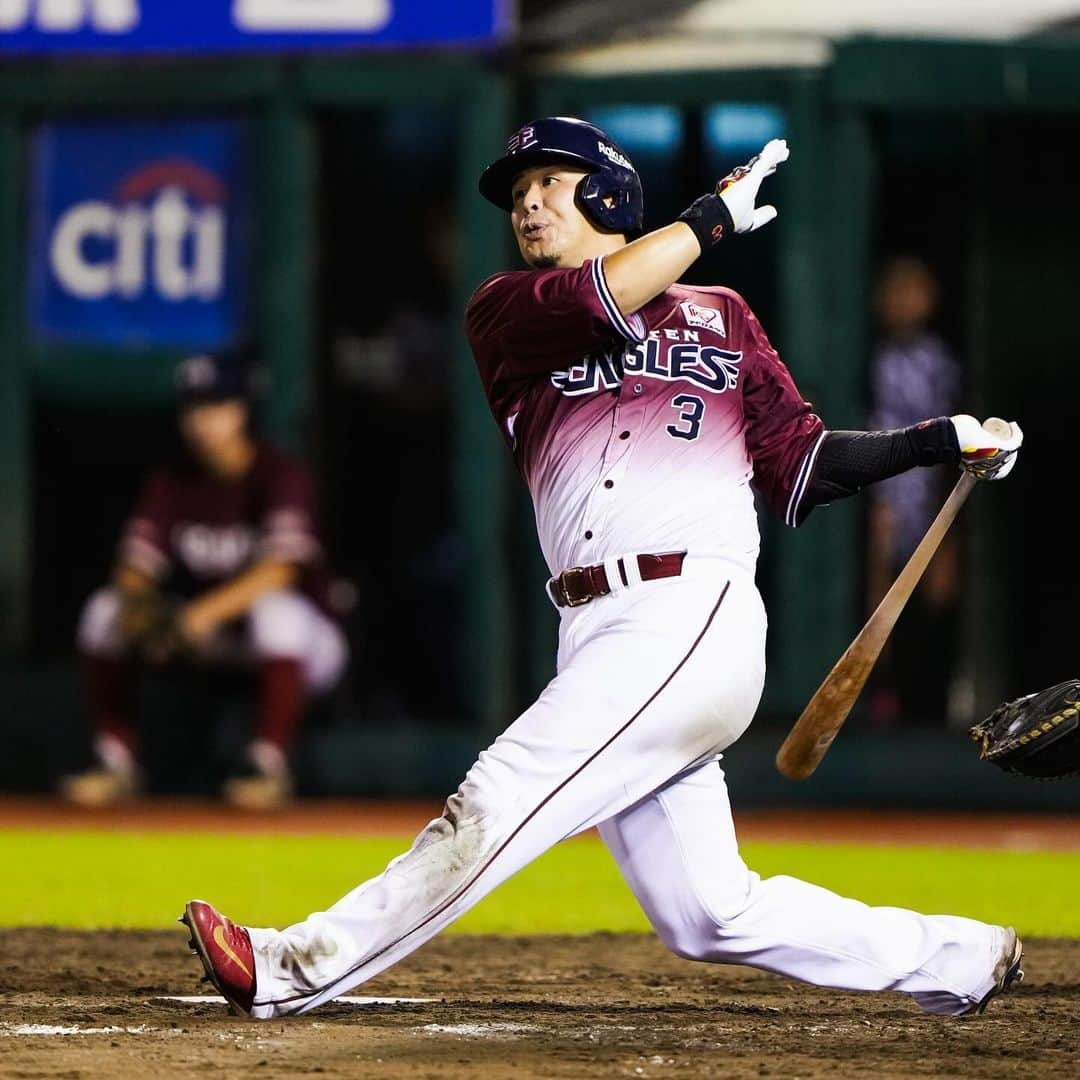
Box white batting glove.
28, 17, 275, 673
950, 414, 1023, 480
715, 139, 790, 234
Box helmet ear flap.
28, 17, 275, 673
576, 173, 614, 232
576, 172, 642, 235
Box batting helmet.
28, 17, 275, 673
478, 116, 644, 235
174, 349, 250, 406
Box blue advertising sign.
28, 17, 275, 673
29, 120, 249, 349
0, 1, 510, 54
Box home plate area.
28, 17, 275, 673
1, 929, 1075, 1078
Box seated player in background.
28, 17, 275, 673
60, 350, 348, 810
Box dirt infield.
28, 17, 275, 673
1, 796, 1077, 850
1, 929, 1076, 1079
2, 803, 1077, 1076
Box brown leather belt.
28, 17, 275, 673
547, 552, 686, 608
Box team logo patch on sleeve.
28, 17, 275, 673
680, 301, 726, 337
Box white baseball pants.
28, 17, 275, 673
245, 557, 1003, 1018
78, 586, 347, 693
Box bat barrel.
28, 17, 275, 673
775, 468, 980, 781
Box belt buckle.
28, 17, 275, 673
557, 566, 592, 607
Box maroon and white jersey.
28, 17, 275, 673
466, 256, 825, 577
119, 443, 335, 611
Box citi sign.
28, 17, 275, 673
49, 160, 225, 302
32, 120, 245, 346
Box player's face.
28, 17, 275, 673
877, 261, 938, 338
510, 165, 600, 268
180, 399, 249, 463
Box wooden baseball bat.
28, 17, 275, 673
775, 417, 1012, 781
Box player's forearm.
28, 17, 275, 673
804, 420, 959, 509
601, 223, 703, 316
188, 559, 298, 627
803, 415, 1023, 520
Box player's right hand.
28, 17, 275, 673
715, 138, 790, 234
950, 414, 1023, 480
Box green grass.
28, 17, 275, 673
3, 829, 1078, 937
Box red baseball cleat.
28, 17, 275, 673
180, 900, 256, 1016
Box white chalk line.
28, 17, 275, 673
3, 1023, 160, 1037
420, 1022, 538, 1038
4, 1017, 542, 1041
156, 995, 434, 1005
1, 996, 436, 1037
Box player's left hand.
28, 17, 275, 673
118, 589, 186, 663
715, 139, 790, 234
950, 414, 1023, 480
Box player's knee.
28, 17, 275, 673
304, 618, 349, 695
249, 590, 310, 658
653, 917, 711, 961
76, 587, 125, 656
396, 795, 497, 889
653, 906, 738, 961
655, 905, 746, 962
653, 868, 760, 961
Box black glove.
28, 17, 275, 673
969, 679, 1080, 779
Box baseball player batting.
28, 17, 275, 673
182, 117, 1025, 1018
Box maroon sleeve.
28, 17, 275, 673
118, 468, 175, 579
257, 454, 322, 567
738, 300, 826, 527
465, 257, 647, 384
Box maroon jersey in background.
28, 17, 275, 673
119, 443, 337, 616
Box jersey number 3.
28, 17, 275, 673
666, 393, 705, 441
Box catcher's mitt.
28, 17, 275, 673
969, 678, 1080, 779
117, 591, 188, 662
